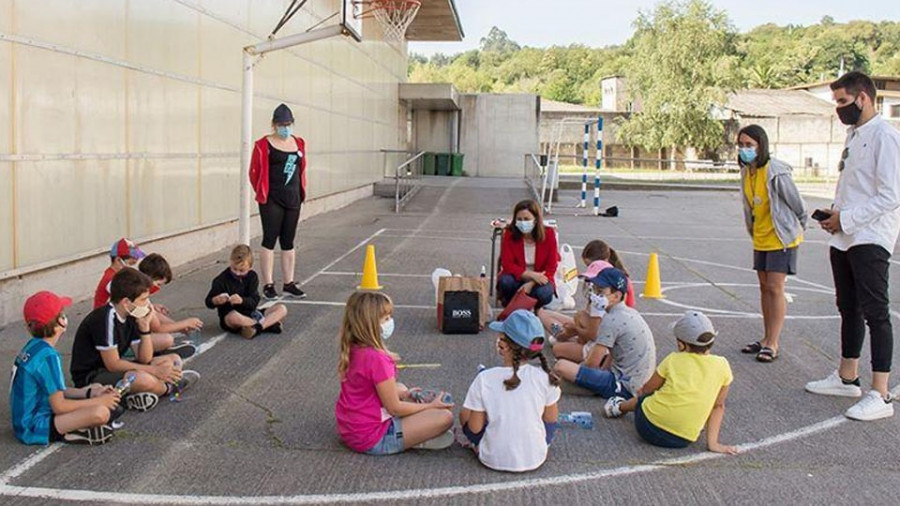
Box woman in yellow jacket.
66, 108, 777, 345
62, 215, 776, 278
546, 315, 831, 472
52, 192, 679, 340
738, 125, 808, 362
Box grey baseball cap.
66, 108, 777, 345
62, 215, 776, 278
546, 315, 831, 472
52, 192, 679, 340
671, 310, 717, 346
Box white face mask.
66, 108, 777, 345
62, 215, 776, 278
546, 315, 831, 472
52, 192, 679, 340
516, 220, 535, 234
589, 293, 609, 317
59, 315, 68, 330
128, 302, 151, 319
380, 317, 395, 341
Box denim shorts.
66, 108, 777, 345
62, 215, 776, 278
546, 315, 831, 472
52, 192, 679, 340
634, 396, 690, 449
365, 417, 404, 455
574, 366, 632, 399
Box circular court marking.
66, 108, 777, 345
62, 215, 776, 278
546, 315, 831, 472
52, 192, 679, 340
0, 240, 869, 504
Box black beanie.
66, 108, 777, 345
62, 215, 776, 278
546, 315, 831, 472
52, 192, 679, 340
273, 104, 294, 124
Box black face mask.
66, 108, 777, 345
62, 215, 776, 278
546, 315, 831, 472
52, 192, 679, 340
836, 97, 862, 126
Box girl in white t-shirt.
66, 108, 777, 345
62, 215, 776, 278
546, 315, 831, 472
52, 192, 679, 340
459, 309, 561, 472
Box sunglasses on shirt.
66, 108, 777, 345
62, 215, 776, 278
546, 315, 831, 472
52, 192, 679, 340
838, 147, 849, 172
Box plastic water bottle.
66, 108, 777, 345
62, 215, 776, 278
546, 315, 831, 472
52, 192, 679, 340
480, 265, 486, 278
559, 411, 594, 430
549, 322, 563, 337
115, 372, 137, 396
477, 364, 487, 374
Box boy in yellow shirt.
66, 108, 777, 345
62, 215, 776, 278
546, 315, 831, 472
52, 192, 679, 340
604, 311, 738, 455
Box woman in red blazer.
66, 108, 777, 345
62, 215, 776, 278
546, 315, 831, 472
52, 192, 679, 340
248, 103, 308, 300
498, 199, 559, 308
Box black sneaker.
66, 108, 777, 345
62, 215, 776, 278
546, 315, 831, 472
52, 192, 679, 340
158, 342, 197, 360
109, 404, 126, 430
124, 392, 160, 412
282, 282, 306, 299
266, 322, 283, 334
263, 284, 278, 300
63, 425, 114, 445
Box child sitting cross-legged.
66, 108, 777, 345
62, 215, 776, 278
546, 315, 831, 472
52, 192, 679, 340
459, 309, 561, 472
205, 245, 287, 339
335, 291, 454, 455
138, 253, 201, 358
604, 311, 738, 455
553, 268, 656, 400
11, 292, 122, 445
70, 268, 200, 412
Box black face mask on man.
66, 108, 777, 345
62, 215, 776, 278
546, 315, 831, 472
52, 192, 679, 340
836, 95, 863, 126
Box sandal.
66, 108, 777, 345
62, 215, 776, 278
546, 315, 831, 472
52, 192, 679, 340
741, 341, 762, 354
756, 347, 778, 363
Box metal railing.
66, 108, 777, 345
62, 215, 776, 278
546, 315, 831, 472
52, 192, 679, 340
383, 150, 425, 213
523, 153, 544, 207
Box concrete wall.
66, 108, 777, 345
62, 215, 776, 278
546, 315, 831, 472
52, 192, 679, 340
413, 109, 455, 153
733, 116, 844, 175
459, 93, 539, 177
0, 0, 406, 326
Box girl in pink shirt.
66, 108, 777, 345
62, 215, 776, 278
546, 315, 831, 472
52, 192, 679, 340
335, 291, 454, 454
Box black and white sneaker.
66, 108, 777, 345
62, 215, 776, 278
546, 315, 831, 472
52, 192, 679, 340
265, 322, 283, 334
263, 284, 279, 300
124, 392, 160, 412
162, 342, 197, 360
282, 282, 307, 299
108, 404, 126, 430
63, 425, 114, 445
176, 370, 201, 393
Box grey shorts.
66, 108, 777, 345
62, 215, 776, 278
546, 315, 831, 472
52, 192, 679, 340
753, 248, 797, 275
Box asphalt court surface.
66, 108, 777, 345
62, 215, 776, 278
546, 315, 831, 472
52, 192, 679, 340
2, 177, 900, 505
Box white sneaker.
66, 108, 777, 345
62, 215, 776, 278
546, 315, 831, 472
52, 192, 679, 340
604, 396, 625, 418
845, 391, 894, 421
414, 430, 454, 450
804, 371, 862, 398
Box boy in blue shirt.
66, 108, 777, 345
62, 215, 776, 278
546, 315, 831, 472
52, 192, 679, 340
10, 291, 122, 445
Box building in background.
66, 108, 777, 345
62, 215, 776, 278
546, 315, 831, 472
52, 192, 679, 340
789, 76, 900, 124
0, 0, 462, 326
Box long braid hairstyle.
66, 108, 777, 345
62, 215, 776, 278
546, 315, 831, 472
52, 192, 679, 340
501, 335, 560, 391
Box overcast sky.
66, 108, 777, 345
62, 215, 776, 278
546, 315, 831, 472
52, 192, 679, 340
409, 0, 900, 56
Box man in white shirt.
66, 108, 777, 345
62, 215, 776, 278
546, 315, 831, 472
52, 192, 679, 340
806, 72, 900, 421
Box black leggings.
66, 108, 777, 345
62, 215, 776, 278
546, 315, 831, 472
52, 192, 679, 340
259, 202, 301, 250
830, 245, 894, 373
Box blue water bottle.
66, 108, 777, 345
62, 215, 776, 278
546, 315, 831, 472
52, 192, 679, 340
559, 411, 594, 430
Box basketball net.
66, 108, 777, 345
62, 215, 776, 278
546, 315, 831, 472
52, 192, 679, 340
369, 0, 420, 41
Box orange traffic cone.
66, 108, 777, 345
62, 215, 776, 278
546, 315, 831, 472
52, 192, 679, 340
358, 245, 383, 290
642, 252, 664, 299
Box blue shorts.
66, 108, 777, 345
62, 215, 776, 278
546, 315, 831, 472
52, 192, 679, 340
365, 417, 404, 455
574, 366, 632, 399
634, 396, 691, 449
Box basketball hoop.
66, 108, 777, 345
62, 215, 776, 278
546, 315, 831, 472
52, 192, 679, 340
355, 0, 421, 42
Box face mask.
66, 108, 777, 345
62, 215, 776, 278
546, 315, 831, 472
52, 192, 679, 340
276, 125, 292, 139
59, 315, 68, 330
836, 97, 862, 126
516, 220, 535, 235
739, 147, 757, 164
589, 293, 609, 317
380, 318, 395, 341
128, 302, 151, 319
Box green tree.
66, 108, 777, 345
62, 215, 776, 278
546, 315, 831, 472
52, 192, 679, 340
479, 26, 521, 54
617, 0, 739, 152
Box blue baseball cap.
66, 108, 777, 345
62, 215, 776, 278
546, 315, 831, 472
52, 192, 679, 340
488, 310, 545, 352
587, 267, 628, 295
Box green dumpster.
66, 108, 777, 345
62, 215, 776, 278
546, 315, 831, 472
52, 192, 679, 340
435, 153, 451, 176
451, 153, 464, 176
423, 152, 436, 175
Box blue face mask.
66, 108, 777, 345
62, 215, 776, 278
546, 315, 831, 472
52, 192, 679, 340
516, 220, 535, 235
276, 125, 292, 139
739, 147, 757, 164
380, 318, 395, 341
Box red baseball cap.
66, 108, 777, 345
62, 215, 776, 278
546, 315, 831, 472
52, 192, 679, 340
23, 291, 72, 326
110, 238, 146, 260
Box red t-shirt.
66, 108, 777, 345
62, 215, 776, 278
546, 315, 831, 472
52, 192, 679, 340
93, 267, 116, 309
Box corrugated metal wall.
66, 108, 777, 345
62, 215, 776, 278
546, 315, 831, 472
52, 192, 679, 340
0, 0, 406, 276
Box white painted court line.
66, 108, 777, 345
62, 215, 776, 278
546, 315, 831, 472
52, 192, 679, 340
298, 229, 387, 287
278, 299, 434, 310
319, 271, 432, 278
0, 415, 850, 504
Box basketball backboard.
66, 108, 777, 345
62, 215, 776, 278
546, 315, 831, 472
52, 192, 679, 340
341, 0, 363, 42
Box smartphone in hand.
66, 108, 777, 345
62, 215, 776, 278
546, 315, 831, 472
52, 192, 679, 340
812, 209, 832, 222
